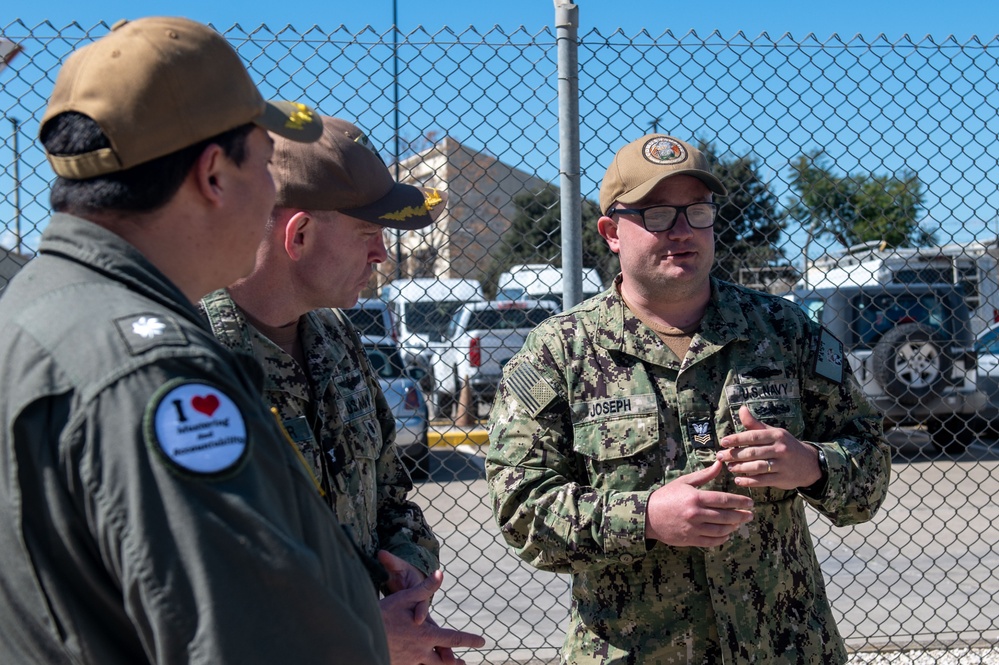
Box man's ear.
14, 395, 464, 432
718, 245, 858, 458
283, 210, 312, 260
597, 215, 621, 254
191, 143, 228, 207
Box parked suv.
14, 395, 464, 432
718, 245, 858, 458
788, 283, 984, 453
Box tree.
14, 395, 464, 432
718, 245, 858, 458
786, 150, 934, 250
697, 141, 786, 283
485, 185, 618, 297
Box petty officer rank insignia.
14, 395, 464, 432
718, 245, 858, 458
507, 363, 558, 418
688, 418, 717, 450
145, 379, 249, 478
815, 328, 845, 384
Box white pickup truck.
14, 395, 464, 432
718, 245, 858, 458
430, 299, 558, 416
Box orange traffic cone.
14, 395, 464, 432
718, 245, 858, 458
456, 375, 474, 426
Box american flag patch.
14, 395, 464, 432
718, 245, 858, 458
507, 363, 558, 418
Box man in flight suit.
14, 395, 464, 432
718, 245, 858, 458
0, 17, 394, 664
486, 134, 892, 664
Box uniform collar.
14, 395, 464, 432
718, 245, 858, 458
596, 276, 751, 369
39, 212, 203, 325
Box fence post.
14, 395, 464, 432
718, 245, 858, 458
554, 1, 583, 310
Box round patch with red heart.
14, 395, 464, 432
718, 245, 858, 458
147, 381, 249, 476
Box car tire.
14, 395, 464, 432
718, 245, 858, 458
871, 323, 951, 405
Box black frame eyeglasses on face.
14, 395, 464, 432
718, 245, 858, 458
610, 202, 719, 233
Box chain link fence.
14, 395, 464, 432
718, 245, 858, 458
3, 16, 999, 663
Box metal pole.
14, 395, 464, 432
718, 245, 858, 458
10, 117, 20, 254
554, 1, 583, 309
393, 0, 403, 280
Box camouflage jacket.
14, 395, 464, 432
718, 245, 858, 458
486, 278, 891, 665
202, 290, 440, 582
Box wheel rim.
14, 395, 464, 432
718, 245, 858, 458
894, 341, 941, 388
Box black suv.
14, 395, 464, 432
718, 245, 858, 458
789, 283, 984, 453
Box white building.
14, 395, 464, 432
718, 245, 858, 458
376, 137, 549, 288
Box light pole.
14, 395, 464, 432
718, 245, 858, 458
392, 0, 403, 280
9, 116, 20, 254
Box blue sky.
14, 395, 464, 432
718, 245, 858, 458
4, 1, 999, 259
7, 0, 999, 41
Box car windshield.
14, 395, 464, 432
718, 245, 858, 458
344, 306, 389, 337
405, 301, 466, 341
852, 292, 948, 347
363, 344, 406, 379
457, 306, 554, 335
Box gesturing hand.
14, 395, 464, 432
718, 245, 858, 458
380, 570, 486, 665
644, 460, 754, 548
716, 406, 822, 490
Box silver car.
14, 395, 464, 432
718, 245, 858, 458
975, 322, 999, 435
361, 335, 431, 481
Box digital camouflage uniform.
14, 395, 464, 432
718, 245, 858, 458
487, 278, 891, 665
201, 289, 440, 583
0, 214, 388, 664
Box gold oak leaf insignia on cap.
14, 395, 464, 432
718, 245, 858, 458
379, 189, 444, 222
285, 103, 315, 130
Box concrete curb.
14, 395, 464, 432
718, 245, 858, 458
428, 426, 489, 448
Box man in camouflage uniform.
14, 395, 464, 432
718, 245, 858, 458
201, 115, 484, 665
486, 134, 891, 664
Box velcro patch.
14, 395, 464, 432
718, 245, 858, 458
815, 328, 845, 384
145, 380, 249, 478
687, 418, 716, 450
114, 313, 188, 355
507, 363, 558, 418
573, 393, 657, 424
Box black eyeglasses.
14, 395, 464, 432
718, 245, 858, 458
610, 202, 719, 233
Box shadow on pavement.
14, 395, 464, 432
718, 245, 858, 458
418, 447, 486, 483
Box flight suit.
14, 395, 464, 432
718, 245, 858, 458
0, 214, 389, 664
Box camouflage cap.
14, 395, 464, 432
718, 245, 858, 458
41, 16, 323, 180
599, 134, 727, 214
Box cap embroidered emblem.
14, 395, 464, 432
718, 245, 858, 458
284, 102, 315, 130
642, 137, 687, 165
379, 188, 444, 223
132, 316, 165, 339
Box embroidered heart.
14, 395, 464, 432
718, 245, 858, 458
191, 394, 220, 417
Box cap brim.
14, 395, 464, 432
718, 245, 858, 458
257, 100, 324, 143
617, 170, 728, 207
342, 184, 447, 230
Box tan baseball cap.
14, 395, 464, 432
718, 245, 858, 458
270, 115, 446, 230
40, 16, 323, 180
599, 134, 727, 214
